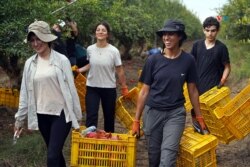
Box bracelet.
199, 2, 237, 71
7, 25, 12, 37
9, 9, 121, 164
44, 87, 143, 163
134, 120, 140, 123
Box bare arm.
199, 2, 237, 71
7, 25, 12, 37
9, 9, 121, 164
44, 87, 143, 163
134, 84, 150, 120
115, 65, 127, 88
221, 63, 231, 83
78, 64, 90, 73
187, 83, 202, 117
69, 21, 78, 36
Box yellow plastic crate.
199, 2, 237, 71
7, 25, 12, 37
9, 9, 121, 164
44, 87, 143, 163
0, 88, 19, 108
199, 86, 231, 110
183, 83, 192, 112
74, 73, 86, 112
70, 126, 137, 167
137, 70, 142, 91
199, 87, 235, 144
214, 84, 250, 139
115, 87, 140, 131
177, 127, 218, 167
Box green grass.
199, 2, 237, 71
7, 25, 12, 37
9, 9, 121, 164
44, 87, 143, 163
0, 131, 47, 167
0, 130, 72, 167
224, 40, 250, 83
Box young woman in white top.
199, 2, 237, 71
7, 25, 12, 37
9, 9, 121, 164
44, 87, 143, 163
14, 20, 82, 167
77, 21, 128, 132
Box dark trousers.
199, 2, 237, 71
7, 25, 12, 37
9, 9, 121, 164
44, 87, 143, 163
37, 111, 72, 167
85, 86, 117, 132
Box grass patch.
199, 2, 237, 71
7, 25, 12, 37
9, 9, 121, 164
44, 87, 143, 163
224, 40, 250, 84
0, 131, 47, 167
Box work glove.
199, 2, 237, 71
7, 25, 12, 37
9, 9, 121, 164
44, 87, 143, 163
121, 86, 129, 96
71, 65, 79, 78
217, 78, 226, 89
193, 116, 209, 135
131, 120, 140, 139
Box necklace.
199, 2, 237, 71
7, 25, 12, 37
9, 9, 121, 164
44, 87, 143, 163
96, 43, 108, 55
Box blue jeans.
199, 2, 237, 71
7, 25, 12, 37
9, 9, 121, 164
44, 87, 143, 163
143, 106, 186, 167
37, 111, 72, 167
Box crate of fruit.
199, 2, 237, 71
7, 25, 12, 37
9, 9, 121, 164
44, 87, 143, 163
115, 87, 140, 131
176, 127, 218, 167
214, 83, 250, 139
70, 126, 137, 167
74, 73, 86, 112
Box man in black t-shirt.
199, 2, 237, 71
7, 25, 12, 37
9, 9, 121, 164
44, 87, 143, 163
190, 17, 231, 123
191, 16, 231, 95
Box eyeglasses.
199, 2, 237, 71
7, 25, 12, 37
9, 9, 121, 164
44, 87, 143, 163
204, 28, 217, 33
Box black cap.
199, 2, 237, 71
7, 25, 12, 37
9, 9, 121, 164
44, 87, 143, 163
156, 20, 187, 40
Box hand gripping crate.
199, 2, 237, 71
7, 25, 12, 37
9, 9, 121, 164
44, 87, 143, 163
74, 73, 86, 112
199, 86, 235, 144
176, 127, 218, 167
115, 87, 140, 131
213, 83, 250, 139
0, 88, 19, 108
70, 127, 137, 167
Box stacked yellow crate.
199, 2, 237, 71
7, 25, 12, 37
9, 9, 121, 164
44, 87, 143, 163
214, 84, 250, 140
0, 88, 19, 108
199, 86, 234, 144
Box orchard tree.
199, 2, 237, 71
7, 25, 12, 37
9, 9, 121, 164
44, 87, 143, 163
220, 0, 250, 41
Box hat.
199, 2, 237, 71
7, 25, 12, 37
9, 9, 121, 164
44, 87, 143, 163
156, 20, 187, 40
26, 20, 57, 42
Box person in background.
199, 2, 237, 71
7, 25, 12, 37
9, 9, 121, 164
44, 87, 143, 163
76, 21, 128, 133
52, 23, 68, 56
147, 47, 162, 57
190, 16, 230, 118
132, 19, 207, 167
14, 20, 82, 167
52, 17, 79, 66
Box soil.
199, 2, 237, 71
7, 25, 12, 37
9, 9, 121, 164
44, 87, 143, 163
0, 42, 250, 166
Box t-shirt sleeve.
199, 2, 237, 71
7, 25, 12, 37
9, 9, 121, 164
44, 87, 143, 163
139, 58, 153, 86
221, 44, 230, 64
190, 41, 198, 59
114, 48, 122, 66
86, 47, 90, 61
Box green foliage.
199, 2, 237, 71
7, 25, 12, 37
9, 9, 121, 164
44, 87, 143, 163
225, 40, 250, 82
0, 0, 65, 57
0, 0, 203, 82
220, 0, 250, 41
